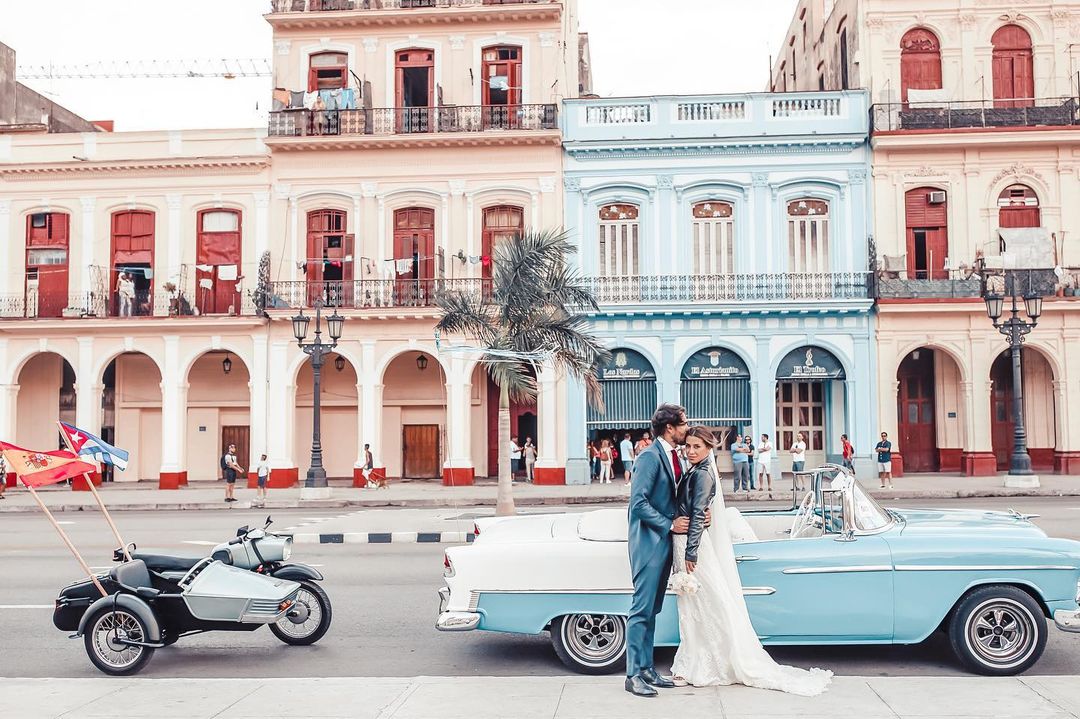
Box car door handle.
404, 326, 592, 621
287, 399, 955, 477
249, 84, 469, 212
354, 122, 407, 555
735, 555, 759, 563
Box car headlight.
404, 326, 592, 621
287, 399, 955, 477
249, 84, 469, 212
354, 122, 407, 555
282, 537, 293, 562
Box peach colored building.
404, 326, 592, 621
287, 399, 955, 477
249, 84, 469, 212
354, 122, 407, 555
0, 0, 585, 489
772, 0, 1080, 475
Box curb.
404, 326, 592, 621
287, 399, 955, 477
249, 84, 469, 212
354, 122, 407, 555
285, 531, 477, 545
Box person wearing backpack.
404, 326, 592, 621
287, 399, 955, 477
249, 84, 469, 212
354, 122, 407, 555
221, 444, 244, 503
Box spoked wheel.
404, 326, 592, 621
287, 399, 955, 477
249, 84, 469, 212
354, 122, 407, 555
551, 613, 626, 674
270, 581, 332, 646
948, 585, 1046, 676
83, 607, 155, 676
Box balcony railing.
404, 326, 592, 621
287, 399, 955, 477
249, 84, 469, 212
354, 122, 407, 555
269, 0, 552, 12
0, 289, 258, 319
582, 273, 872, 304
871, 97, 1079, 133
267, 278, 491, 309
268, 104, 558, 138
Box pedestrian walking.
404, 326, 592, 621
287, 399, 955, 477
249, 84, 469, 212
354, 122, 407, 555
509, 436, 522, 480
610, 433, 624, 478
255, 454, 269, 507
790, 432, 807, 491
599, 438, 614, 484
117, 272, 135, 317
634, 431, 652, 457
731, 435, 751, 492
523, 437, 537, 482
620, 432, 636, 485
841, 434, 855, 476
756, 433, 774, 496
221, 443, 244, 503
0, 454, 7, 499
743, 434, 756, 490
588, 441, 600, 481
875, 432, 894, 489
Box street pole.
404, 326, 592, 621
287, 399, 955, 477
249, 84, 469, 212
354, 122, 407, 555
293, 299, 345, 500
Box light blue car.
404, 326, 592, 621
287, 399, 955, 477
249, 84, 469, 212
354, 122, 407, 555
437, 465, 1080, 676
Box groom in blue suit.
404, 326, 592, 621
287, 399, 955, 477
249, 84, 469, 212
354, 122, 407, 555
625, 403, 691, 697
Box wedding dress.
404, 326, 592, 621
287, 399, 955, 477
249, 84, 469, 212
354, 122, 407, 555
670, 460, 832, 695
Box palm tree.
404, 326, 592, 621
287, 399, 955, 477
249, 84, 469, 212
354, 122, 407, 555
436, 229, 609, 516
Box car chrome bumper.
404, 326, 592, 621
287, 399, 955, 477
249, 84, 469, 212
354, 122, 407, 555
1054, 609, 1080, 632
436, 587, 479, 631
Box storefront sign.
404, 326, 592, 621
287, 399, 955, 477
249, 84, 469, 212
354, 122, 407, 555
597, 349, 656, 382
681, 347, 750, 381
776, 346, 845, 381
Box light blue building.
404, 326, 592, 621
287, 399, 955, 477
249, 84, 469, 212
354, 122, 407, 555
562, 91, 876, 482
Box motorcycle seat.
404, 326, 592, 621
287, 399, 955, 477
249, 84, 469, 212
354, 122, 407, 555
131, 553, 203, 573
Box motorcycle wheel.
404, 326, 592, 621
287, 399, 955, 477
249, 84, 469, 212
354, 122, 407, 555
83, 606, 155, 676
270, 580, 332, 646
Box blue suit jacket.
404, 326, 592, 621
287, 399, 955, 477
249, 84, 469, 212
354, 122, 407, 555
627, 441, 677, 581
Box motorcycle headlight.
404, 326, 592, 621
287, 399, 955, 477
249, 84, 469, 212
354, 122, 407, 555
282, 537, 293, 562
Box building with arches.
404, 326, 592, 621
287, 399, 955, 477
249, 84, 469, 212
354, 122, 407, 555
562, 91, 876, 482
772, 0, 1080, 475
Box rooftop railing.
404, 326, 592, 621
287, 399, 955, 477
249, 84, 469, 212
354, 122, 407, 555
269, 0, 552, 12
582, 272, 872, 305
871, 97, 1079, 133
268, 104, 558, 138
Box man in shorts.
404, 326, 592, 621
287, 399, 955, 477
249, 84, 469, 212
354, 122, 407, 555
255, 453, 269, 507
875, 432, 894, 489
222, 443, 244, 503
620, 432, 636, 485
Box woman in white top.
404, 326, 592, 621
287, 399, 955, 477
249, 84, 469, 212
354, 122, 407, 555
756, 433, 773, 496
598, 438, 613, 484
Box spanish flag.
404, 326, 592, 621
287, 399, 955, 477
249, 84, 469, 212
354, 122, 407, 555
0, 442, 98, 488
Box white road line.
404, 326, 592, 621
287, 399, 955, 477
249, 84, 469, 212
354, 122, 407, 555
0, 604, 53, 609
183, 540, 219, 546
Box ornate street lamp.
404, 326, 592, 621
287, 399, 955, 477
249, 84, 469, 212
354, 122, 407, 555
292, 300, 345, 498
984, 273, 1043, 483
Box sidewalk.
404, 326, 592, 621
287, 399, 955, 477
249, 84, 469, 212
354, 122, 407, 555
1, 472, 1078, 515
1, 675, 1077, 718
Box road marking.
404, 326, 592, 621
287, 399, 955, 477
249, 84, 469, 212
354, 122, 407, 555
183, 540, 218, 546
55, 521, 75, 525
0, 604, 53, 609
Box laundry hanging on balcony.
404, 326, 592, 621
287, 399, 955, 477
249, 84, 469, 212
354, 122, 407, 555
587, 348, 658, 430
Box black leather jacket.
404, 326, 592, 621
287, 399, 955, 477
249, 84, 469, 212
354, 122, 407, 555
675, 460, 716, 563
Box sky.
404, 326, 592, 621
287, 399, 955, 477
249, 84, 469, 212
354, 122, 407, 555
3, 0, 800, 131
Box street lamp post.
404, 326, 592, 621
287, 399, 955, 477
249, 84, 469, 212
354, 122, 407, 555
292, 299, 345, 500
983, 273, 1043, 487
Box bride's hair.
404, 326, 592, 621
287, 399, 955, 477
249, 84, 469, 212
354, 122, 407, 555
685, 426, 718, 449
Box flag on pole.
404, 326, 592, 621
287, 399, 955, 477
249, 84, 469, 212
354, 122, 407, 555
58, 422, 129, 471
0, 442, 98, 488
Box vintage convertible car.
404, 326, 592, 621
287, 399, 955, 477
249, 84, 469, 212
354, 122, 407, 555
437, 465, 1080, 676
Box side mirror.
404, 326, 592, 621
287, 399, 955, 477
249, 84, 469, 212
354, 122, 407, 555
834, 529, 856, 543
265, 515, 272, 528
236, 525, 250, 537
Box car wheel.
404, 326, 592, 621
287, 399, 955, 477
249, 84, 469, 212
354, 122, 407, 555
550, 614, 626, 675
948, 585, 1046, 676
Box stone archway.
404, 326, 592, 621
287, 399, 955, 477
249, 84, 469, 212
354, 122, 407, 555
990, 347, 1057, 472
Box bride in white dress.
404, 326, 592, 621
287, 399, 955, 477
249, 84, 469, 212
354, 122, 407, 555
669, 426, 832, 696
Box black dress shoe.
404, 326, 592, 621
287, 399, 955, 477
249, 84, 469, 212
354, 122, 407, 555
641, 668, 675, 688
624, 675, 658, 697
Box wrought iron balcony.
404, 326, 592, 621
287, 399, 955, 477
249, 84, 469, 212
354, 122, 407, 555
268, 0, 552, 13
875, 277, 983, 300
582, 273, 872, 305
268, 104, 558, 138
871, 97, 1079, 133
0, 288, 258, 320
266, 278, 492, 310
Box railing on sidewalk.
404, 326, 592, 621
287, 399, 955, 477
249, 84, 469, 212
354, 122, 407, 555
268, 104, 558, 138
266, 278, 492, 310
269, 0, 553, 12
582, 273, 872, 304
871, 97, 1079, 133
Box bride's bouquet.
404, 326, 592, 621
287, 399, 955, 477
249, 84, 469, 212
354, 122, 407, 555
668, 571, 701, 596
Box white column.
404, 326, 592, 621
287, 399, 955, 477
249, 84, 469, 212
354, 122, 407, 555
465, 195, 476, 268
159, 335, 187, 478
443, 356, 473, 472
289, 197, 300, 282
253, 192, 270, 261
0, 200, 11, 296
0, 383, 19, 444
377, 197, 388, 265
535, 365, 560, 469
267, 340, 294, 469
165, 193, 183, 286
440, 193, 450, 264
74, 336, 101, 434
351, 193, 362, 280
530, 191, 540, 231
248, 334, 268, 468
79, 196, 96, 297
359, 340, 383, 467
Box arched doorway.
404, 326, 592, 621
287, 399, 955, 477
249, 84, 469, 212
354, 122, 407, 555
15, 352, 76, 452
896, 348, 965, 474
900, 28, 943, 103
383, 351, 446, 479
588, 349, 657, 477
775, 345, 846, 469
680, 346, 751, 471
990, 348, 1056, 472
186, 352, 251, 481
294, 352, 358, 481
102, 353, 162, 481
997, 184, 1041, 228
486, 363, 536, 479
992, 25, 1034, 108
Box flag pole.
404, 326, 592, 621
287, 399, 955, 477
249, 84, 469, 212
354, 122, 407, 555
57, 422, 131, 561
22, 481, 107, 597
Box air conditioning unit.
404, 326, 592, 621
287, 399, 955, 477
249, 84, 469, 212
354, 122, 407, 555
927, 191, 947, 205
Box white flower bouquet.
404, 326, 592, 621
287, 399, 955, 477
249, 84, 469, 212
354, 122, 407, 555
668, 571, 701, 596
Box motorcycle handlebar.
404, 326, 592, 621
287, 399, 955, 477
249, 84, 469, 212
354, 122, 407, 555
228, 537, 244, 545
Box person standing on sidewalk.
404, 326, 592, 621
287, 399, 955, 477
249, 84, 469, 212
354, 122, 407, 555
621, 432, 636, 486
756, 433, 774, 497
599, 438, 614, 484
743, 434, 756, 491
221, 444, 244, 503
790, 432, 807, 491
875, 432, 894, 489
731, 435, 751, 492
523, 437, 537, 483
0, 454, 6, 499
841, 434, 855, 476
509, 436, 522, 480
255, 454, 269, 507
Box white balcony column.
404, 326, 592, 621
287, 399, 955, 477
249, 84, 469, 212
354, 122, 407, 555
0, 383, 19, 445
535, 365, 560, 470
248, 334, 269, 468
289, 196, 300, 282
159, 336, 188, 478
165, 194, 183, 297
78, 196, 96, 297
442, 355, 474, 479
253, 192, 270, 261
267, 340, 294, 470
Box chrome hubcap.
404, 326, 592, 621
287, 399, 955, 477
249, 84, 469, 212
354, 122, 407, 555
967, 599, 1036, 668
563, 614, 624, 666
275, 588, 322, 638
92, 611, 145, 669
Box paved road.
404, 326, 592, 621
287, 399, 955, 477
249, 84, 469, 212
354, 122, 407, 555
2, 497, 1078, 678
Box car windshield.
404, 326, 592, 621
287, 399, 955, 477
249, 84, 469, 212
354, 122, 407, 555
850, 481, 892, 531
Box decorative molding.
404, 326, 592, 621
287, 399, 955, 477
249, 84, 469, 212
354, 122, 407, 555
656, 175, 674, 190
865, 14, 885, 29
448, 179, 466, 197
275, 40, 291, 56
539, 32, 556, 48
848, 169, 867, 184
362, 37, 379, 53
904, 165, 944, 178
991, 161, 1046, 187
165, 194, 182, 211
253, 191, 270, 209
564, 139, 863, 161
752, 173, 770, 188
563, 176, 581, 192
959, 12, 978, 30
448, 35, 465, 50
361, 181, 378, 198
0, 157, 268, 179
538, 176, 557, 193
274, 183, 291, 200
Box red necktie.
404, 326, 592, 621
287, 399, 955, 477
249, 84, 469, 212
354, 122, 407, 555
671, 449, 682, 483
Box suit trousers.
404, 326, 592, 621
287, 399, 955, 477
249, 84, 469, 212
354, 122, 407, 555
626, 542, 673, 677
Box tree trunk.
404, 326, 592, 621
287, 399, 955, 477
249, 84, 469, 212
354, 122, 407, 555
497, 382, 516, 516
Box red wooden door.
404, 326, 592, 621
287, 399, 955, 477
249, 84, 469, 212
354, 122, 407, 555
482, 45, 522, 129
900, 28, 942, 103
481, 205, 523, 280
25, 212, 70, 318
897, 350, 938, 473
306, 209, 350, 307
904, 188, 948, 280
221, 426, 250, 479
403, 424, 440, 478
990, 353, 1014, 470
110, 210, 155, 316
196, 210, 242, 315
992, 25, 1034, 108
395, 49, 434, 133
393, 208, 435, 305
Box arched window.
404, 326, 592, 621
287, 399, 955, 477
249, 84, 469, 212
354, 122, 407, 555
839, 27, 850, 90
598, 204, 640, 277
900, 28, 942, 103
691, 201, 734, 275
481, 205, 523, 280
905, 187, 948, 280
992, 25, 1034, 108
786, 199, 830, 273
997, 184, 1040, 228
308, 52, 348, 92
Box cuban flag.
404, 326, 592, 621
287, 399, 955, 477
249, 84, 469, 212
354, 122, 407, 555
58, 422, 129, 471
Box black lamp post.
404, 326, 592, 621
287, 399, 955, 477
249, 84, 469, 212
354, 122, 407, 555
984, 273, 1043, 477
292, 299, 345, 494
